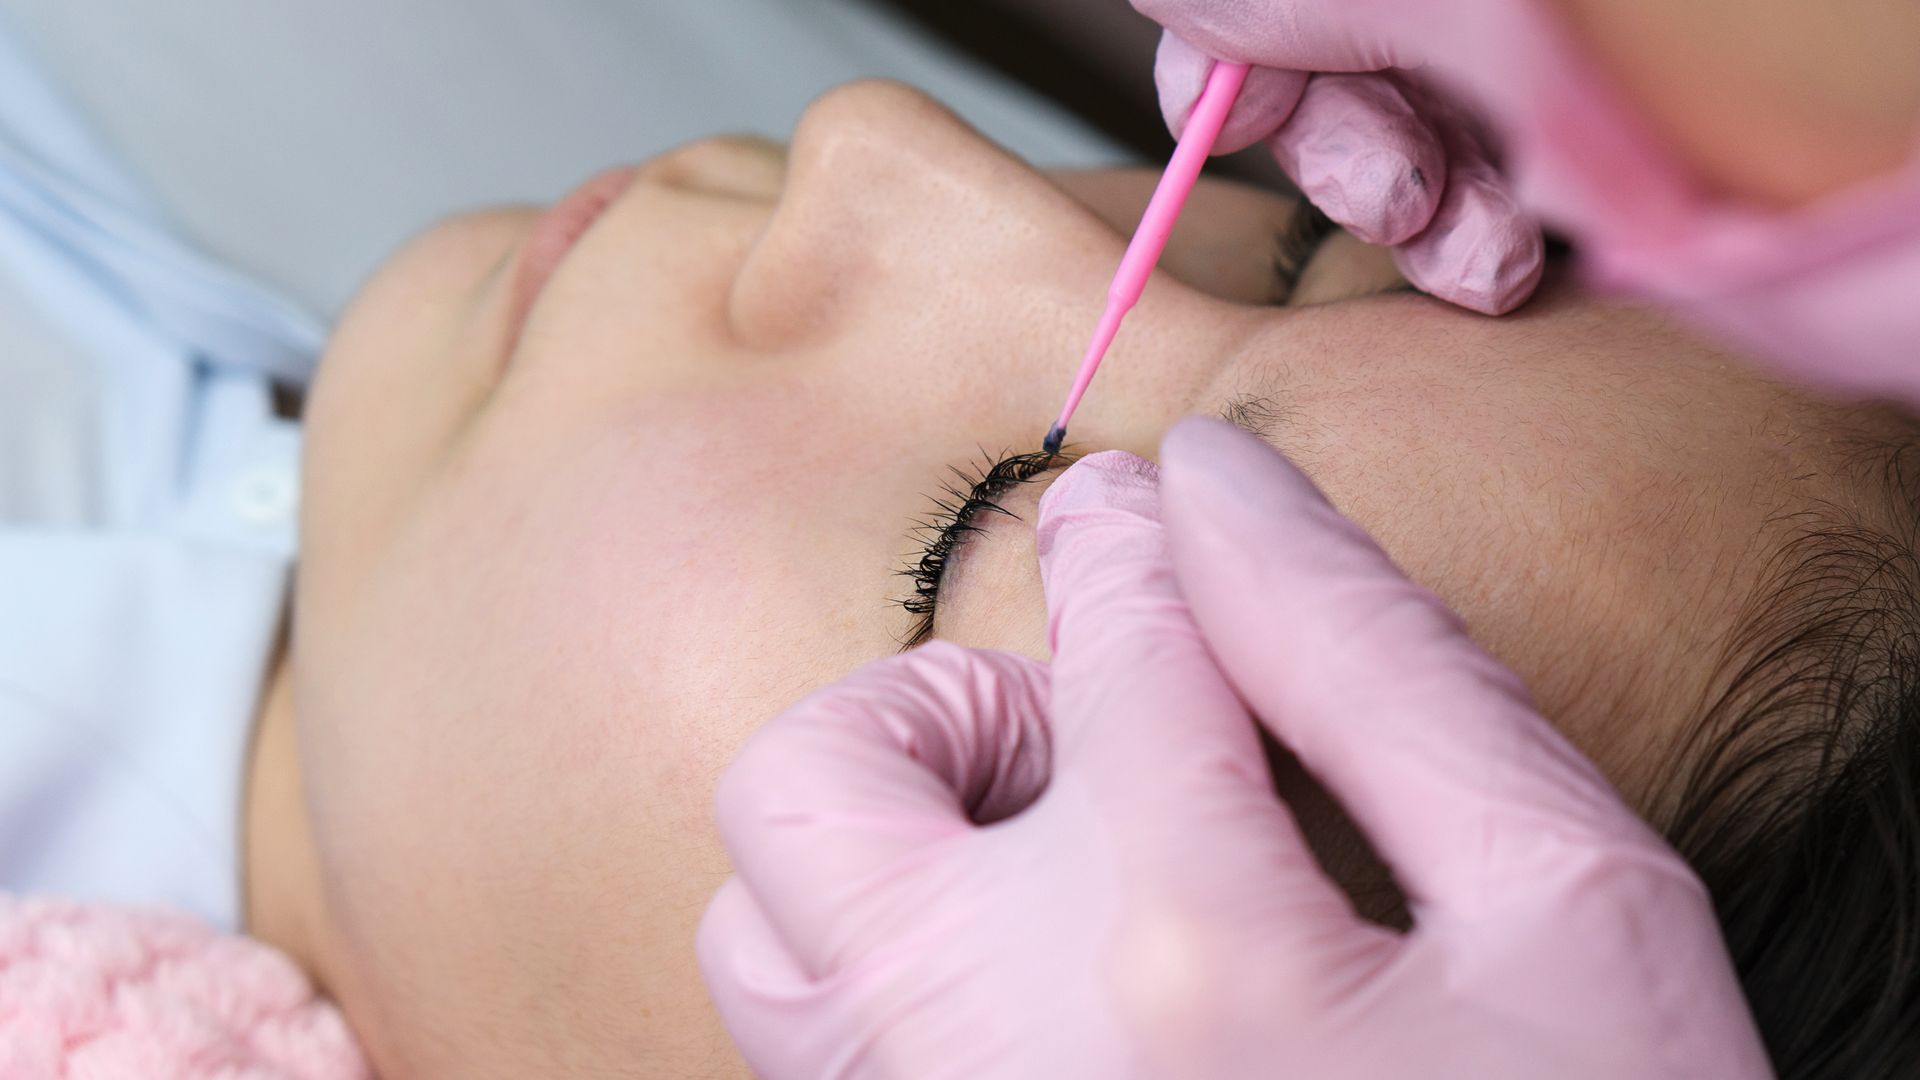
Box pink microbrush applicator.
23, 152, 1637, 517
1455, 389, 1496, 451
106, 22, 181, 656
1043, 60, 1251, 456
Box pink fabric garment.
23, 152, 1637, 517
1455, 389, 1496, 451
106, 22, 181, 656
0, 894, 368, 1079
1410, 1, 1920, 400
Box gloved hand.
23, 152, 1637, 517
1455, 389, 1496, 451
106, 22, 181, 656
1135, 0, 1920, 401
1140, 11, 1545, 316
698, 416, 1773, 1079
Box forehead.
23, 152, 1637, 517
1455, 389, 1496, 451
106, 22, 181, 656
1199, 282, 1873, 768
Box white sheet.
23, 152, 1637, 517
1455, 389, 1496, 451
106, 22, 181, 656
0, 0, 1124, 319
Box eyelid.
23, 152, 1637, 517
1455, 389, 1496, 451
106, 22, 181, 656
898, 450, 1071, 649
1273, 200, 1413, 308
1272, 200, 1337, 304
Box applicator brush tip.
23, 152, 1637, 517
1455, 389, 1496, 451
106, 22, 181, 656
1042, 426, 1065, 457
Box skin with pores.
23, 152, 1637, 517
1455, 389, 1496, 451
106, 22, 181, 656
242, 82, 1902, 1076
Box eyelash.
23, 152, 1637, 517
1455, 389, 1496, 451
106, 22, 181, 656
897, 448, 1064, 649
1271, 201, 1337, 305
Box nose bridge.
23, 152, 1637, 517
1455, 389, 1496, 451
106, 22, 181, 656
726, 80, 1105, 351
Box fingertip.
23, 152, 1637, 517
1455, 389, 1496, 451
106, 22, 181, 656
1153, 30, 1209, 138
696, 878, 777, 981
1156, 31, 1305, 152
1159, 419, 1372, 650
1388, 109, 1546, 316
1161, 416, 1323, 524
1036, 450, 1160, 546
1270, 75, 1445, 246
1161, 414, 1276, 475
1313, 150, 1445, 247
697, 878, 823, 1073
1035, 452, 1163, 661
1218, 66, 1312, 153
1393, 187, 1546, 315
1479, 230, 1547, 315
1028, 438, 1274, 805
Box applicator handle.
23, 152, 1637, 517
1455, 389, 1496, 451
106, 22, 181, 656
1046, 60, 1251, 451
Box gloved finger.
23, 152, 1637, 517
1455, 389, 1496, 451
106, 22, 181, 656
1155, 30, 1307, 152
1389, 99, 1545, 315
1035, 452, 1258, 782
712, 642, 1051, 974
1131, 2, 1415, 72
1158, 418, 1677, 918
1269, 72, 1446, 246
697, 877, 841, 1077
1036, 451, 1367, 951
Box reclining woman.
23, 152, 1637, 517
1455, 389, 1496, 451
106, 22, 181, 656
247, 82, 1914, 1077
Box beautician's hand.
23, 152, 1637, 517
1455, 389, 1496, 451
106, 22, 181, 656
698, 417, 1772, 1079
1136, 4, 1544, 316
1134, 0, 1920, 397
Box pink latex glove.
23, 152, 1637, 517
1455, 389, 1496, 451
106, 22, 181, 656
1146, 27, 1546, 316
698, 417, 1773, 1079
1136, 0, 1920, 402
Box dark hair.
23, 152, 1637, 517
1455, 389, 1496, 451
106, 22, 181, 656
1661, 440, 1920, 1078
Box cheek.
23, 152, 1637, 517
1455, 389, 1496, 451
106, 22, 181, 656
308, 425, 849, 832
301, 211, 531, 597
296, 397, 911, 987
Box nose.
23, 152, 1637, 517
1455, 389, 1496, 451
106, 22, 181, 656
635, 134, 788, 202
727, 80, 1124, 349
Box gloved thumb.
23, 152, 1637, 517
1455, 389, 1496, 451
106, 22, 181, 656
1036, 451, 1356, 941
1156, 31, 1308, 151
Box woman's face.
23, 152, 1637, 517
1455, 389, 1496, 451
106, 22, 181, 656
291, 81, 1883, 1076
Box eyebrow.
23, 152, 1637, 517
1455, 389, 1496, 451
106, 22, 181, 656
1218, 392, 1291, 442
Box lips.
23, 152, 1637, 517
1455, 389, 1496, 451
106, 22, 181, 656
507, 164, 642, 337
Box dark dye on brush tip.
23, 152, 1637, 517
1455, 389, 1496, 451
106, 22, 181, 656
1042, 425, 1066, 457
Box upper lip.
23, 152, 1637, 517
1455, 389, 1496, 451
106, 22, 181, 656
503, 165, 642, 345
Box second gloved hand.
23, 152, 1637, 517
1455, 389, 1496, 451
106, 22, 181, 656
1140, 4, 1544, 316
1135, 0, 1920, 398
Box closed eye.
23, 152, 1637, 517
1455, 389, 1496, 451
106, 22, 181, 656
894, 201, 1403, 648
1271, 199, 1419, 307
1272, 201, 1338, 304
896, 448, 1071, 649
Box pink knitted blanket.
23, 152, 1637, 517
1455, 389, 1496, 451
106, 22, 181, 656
0, 895, 369, 1077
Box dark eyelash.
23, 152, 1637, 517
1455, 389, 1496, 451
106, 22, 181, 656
896, 447, 1066, 649
1271, 200, 1337, 305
